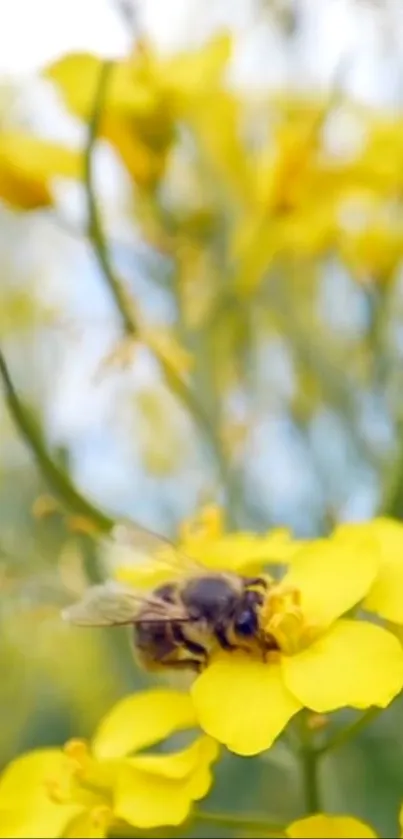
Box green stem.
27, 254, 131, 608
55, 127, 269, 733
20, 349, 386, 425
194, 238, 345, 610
296, 711, 321, 814
195, 808, 286, 835
300, 747, 321, 814
84, 59, 137, 337
317, 707, 382, 757
0, 347, 113, 532
108, 810, 286, 839
84, 60, 238, 523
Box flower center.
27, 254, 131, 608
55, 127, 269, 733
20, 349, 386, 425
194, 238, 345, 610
261, 583, 317, 655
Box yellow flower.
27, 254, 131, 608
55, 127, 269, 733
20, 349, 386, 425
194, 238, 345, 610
0, 689, 219, 838
178, 505, 302, 571
286, 814, 377, 838
191, 538, 403, 755
44, 35, 231, 190
114, 505, 300, 591
0, 131, 79, 210
333, 518, 403, 624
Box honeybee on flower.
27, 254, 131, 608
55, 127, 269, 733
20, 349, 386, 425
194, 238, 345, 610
62, 518, 296, 673
63, 509, 403, 756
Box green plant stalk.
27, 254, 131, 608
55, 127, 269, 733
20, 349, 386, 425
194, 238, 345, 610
83, 60, 137, 336
300, 746, 321, 814
195, 807, 286, 834
0, 347, 113, 532
317, 707, 382, 757
84, 59, 240, 525
296, 711, 322, 815
108, 809, 286, 839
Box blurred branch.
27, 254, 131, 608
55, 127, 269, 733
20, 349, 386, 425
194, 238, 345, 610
84, 60, 137, 336
195, 808, 286, 835
84, 59, 239, 526
263, 275, 381, 470
317, 707, 382, 757
380, 418, 403, 517
110, 808, 286, 838
0, 347, 113, 532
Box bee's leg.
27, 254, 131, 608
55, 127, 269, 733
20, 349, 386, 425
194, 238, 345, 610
243, 576, 269, 590
161, 658, 204, 673
215, 625, 238, 651
172, 625, 209, 669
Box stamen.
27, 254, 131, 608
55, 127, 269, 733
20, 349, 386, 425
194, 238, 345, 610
64, 739, 90, 775
44, 778, 71, 805
91, 805, 113, 830
261, 583, 316, 655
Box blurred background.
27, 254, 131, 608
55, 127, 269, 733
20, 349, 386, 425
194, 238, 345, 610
2, 0, 403, 835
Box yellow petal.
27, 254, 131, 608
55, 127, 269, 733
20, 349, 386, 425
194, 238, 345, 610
0, 132, 79, 210
63, 808, 112, 839
178, 507, 300, 573
114, 736, 218, 828
282, 619, 403, 712
287, 814, 377, 838
191, 654, 301, 756
128, 735, 219, 779
163, 33, 231, 105
44, 53, 145, 119
92, 689, 197, 759
342, 519, 403, 624
282, 539, 380, 627
183, 531, 300, 574
0, 750, 80, 839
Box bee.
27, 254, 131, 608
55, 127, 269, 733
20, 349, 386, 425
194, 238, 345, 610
62, 520, 276, 673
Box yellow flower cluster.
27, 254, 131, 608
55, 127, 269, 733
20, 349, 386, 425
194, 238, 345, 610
0, 689, 218, 838
3, 509, 403, 837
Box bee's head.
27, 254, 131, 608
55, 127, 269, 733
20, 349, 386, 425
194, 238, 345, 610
233, 589, 263, 637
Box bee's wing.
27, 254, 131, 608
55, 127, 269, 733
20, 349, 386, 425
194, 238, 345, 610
61, 580, 189, 627
102, 519, 206, 578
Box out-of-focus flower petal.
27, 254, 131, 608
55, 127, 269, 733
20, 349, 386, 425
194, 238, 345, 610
0, 750, 80, 839
287, 814, 378, 838
114, 736, 218, 828
92, 689, 197, 759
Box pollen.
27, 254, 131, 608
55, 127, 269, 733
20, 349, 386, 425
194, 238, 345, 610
261, 583, 316, 655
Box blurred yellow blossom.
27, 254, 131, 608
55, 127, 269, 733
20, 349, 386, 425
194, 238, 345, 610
0, 689, 218, 838
336, 191, 403, 285
191, 537, 403, 755
178, 505, 302, 570
286, 814, 378, 838
44, 34, 231, 190
0, 131, 79, 210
